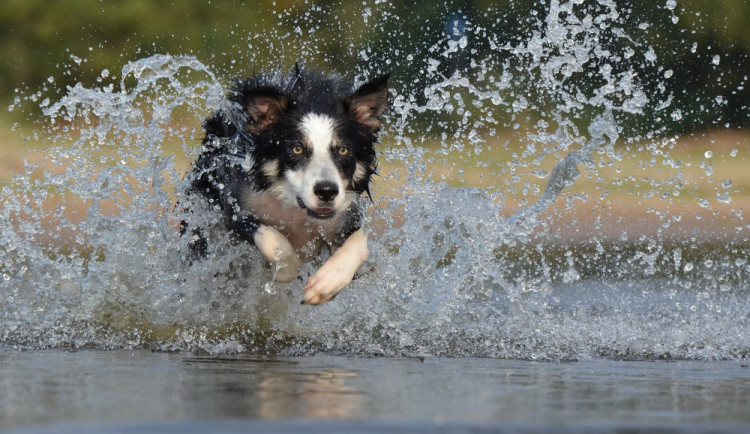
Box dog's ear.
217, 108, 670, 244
349, 74, 389, 131
241, 89, 290, 134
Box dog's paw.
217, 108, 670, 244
302, 258, 356, 305
273, 259, 302, 283
254, 225, 301, 283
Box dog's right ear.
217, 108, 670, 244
240, 89, 290, 134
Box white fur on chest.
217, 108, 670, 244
242, 188, 342, 259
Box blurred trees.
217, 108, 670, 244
0, 0, 747, 134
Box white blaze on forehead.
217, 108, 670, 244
300, 113, 337, 152
299, 113, 341, 181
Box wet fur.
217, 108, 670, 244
183, 67, 389, 305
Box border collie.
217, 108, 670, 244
183, 66, 389, 305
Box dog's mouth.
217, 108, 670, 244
308, 207, 336, 219
296, 197, 336, 220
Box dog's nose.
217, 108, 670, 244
313, 181, 339, 202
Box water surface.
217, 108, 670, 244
2, 349, 749, 432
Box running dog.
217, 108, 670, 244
183, 66, 389, 305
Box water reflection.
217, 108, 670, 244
178, 356, 365, 420
1, 350, 749, 430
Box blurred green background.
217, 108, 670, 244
1, 0, 748, 134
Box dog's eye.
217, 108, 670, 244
337, 146, 349, 156
292, 145, 304, 155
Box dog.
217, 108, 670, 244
182, 66, 389, 305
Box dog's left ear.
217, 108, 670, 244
349, 74, 389, 131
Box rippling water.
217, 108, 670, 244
1, 0, 748, 362
2, 350, 750, 432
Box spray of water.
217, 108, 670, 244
1, 1, 748, 360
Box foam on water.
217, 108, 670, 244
1, 1, 748, 360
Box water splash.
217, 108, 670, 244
1, 1, 748, 360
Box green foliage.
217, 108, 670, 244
0, 0, 747, 133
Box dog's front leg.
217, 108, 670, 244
302, 228, 368, 305
254, 225, 302, 282
219, 185, 301, 283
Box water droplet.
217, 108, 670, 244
665, 0, 677, 10
264, 281, 277, 294
458, 36, 468, 49
684, 262, 694, 272
712, 55, 720, 65
716, 193, 731, 204
704, 151, 713, 159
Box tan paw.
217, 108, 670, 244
302, 258, 355, 305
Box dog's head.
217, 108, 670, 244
231, 69, 389, 220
